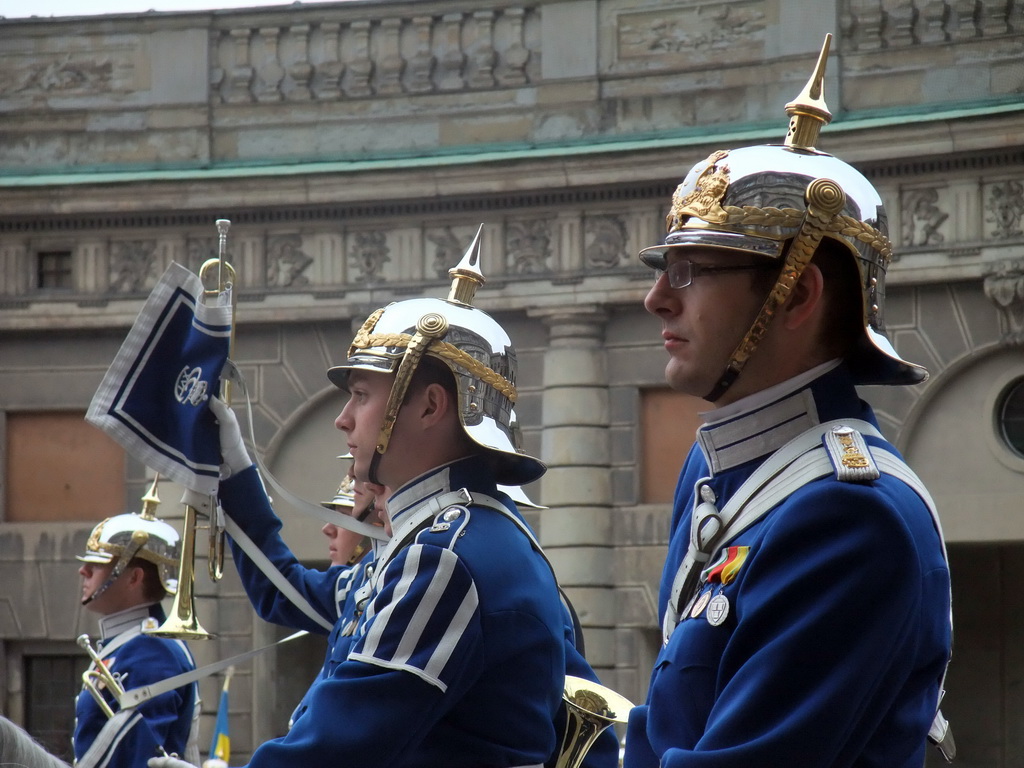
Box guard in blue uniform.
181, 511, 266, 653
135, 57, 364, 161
154, 230, 617, 768
623, 37, 953, 768
74, 480, 200, 768
209, 450, 386, 729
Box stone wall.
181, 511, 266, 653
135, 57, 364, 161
1, 0, 1023, 764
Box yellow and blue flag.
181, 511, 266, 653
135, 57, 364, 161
207, 669, 232, 765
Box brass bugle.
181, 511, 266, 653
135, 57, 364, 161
147, 219, 236, 639
555, 676, 634, 768
199, 218, 237, 583
77, 634, 126, 719
145, 500, 213, 640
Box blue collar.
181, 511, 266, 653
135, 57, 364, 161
97, 602, 164, 641
696, 360, 873, 475
385, 455, 499, 530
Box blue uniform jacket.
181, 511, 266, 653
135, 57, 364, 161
624, 362, 951, 768
224, 486, 375, 727
220, 456, 617, 768
74, 604, 199, 768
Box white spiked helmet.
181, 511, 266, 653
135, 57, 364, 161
639, 35, 926, 399
78, 477, 180, 602
328, 226, 545, 486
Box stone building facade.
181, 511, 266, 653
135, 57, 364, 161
1, 0, 1022, 765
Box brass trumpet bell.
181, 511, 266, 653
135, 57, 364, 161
555, 675, 634, 768
144, 503, 214, 640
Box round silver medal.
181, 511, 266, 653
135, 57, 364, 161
706, 594, 730, 626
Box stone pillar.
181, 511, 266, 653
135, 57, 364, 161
533, 306, 616, 680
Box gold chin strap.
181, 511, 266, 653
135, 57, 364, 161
376, 312, 452, 456
704, 177, 851, 402
350, 315, 519, 483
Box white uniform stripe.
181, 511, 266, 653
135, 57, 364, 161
360, 546, 422, 658
392, 548, 458, 665
423, 583, 478, 682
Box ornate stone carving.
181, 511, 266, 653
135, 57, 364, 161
469, 11, 497, 89
186, 237, 219, 275
225, 28, 255, 103
617, 4, 766, 60
983, 258, 1024, 345
438, 13, 466, 91
407, 17, 436, 93
377, 18, 405, 95
584, 216, 628, 269
312, 22, 344, 100
846, 0, 885, 51
986, 180, 1024, 239
506, 220, 552, 274
109, 241, 157, 293
267, 234, 313, 288
345, 20, 374, 97
426, 226, 471, 278
952, 0, 980, 39
920, 1, 951, 43
254, 27, 285, 103
886, 0, 916, 46
286, 24, 313, 101
8, 53, 113, 95
496, 7, 529, 87
349, 231, 390, 282
901, 188, 949, 246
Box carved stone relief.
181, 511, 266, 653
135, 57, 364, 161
986, 180, 1024, 240
426, 226, 472, 279
584, 215, 628, 269
1, 38, 142, 98
186, 237, 219, 275
983, 258, 1024, 345
267, 234, 313, 288
616, 2, 766, 65
349, 230, 390, 282
900, 187, 949, 247
109, 240, 157, 293
506, 219, 552, 274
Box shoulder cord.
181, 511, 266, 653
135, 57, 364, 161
662, 418, 954, 761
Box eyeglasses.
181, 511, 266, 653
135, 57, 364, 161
653, 259, 777, 289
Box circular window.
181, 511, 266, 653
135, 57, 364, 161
998, 377, 1024, 458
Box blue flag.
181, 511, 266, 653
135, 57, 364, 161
87, 262, 232, 496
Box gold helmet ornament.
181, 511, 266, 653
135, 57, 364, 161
77, 476, 181, 604
639, 34, 926, 401
328, 225, 545, 487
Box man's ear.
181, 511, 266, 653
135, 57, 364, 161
781, 262, 825, 330
125, 563, 146, 590
417, 382, 454, 425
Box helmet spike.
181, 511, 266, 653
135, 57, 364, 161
783, 33, 833, 151
447, 224, 486, 306
139, 474, 162, 520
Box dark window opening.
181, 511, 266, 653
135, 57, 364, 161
36, 250, 73, 291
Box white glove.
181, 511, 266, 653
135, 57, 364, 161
208, 395, 253, 476
147, 757, 199, 768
